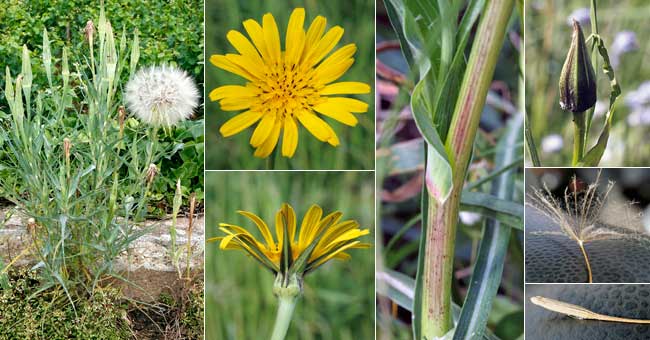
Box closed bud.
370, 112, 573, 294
145, 163, 158, 185
559, 19, 597, 113
84, 20, 95, 42
63, 138, 72, 162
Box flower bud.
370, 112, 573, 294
559, 19, 597, 113
145, 163, 158, 185
63, 138, 72, 162
84, 20, 95, 42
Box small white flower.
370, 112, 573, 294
541, 134, 563, 153
460, 212, 481, 226
125, 65, 199, 127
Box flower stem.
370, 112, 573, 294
270, 295, 298, 340
416, 0, 514, 338
577, 240, 593, 283
572, 111, 587, 165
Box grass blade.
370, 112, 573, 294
460, 191, 523, 230
453, 113, 522, 340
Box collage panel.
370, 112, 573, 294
204, 171, 375, 339
205, 0, 375, 170
525, 284, 650, 340
0, 1, 205, 338
525, 0, 650, 167
525, 168, 650, 283
376, 1, 524, 339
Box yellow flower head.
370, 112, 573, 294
211, 203, 370, 275
210, 8, 371, 158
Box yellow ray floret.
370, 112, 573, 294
210, 8, 371, 158
209, 203, 370, 274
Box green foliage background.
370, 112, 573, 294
205, 0, 374, 170
205, 171, 375, 340
0, 0, 205, 208
526, 0, 650, 166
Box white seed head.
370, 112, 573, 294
125, 65, 199, 127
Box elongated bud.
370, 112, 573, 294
84, 20, 95, 42
63, 138, 72, 162
145, 163, 158, 185
559, 20, 597, 113
118, 106, 126, 133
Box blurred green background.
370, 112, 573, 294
526, 0, 650, 166
205, 0, 374, 170
205, 171, 375, 339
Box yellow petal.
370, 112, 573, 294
275, 203, 297, 244
250, 113, 276, 147
225, 54, 265, 80
304, 26, 344, 67
315, 44, 356, 71
220, 110, 264, 137
314, 59, 354, 85
210, 54, 255, 81
209, 85, 258, 102
218, 223, 256, 240
312, 102, 358, 126
309, 241, 361, 271
297, 204, 323, 249
320, 82, 370, 95
243, 19, 270, 61
325, 97, 368, 112
227, 30, 263, 65
237, 210, 276, 248
285, 8, 306, 65
296, 111, 333, 142
262, 13, 281, 63
303, 16, 327, 57
312, 211, 343, 239
254, 119, 282, 158
219, 97, 254, 111
281, 118, 299, 157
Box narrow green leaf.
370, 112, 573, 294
130, 29, 140, 78
459, 191, 523, 230
453, 113, 523, 340
21, 45, 32, 91
5, 67, 14, 113
43, 29, 53, 87
578, 35, 621, 166
464, 155, 523, 191
412, 68, 453, 204
62, 48, 70, 87
281, 205, 292, 275
384, 0, 414, 68
378, 269, 501, 340
413, 169, 428, 340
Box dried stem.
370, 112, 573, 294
531, 296, 650, 324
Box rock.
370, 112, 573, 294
0, 205, 204, 300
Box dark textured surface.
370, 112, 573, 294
525, 284, 650, 340
525, 206, 650, 283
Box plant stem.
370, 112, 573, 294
572, 111, 587, 165
577, 240, 593, 283
417, 0, 514, 338
270, 295, 298, 340
421, 191, 461, 337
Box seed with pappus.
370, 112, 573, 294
125, 65, 200, 127
559, 20, 597, 113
